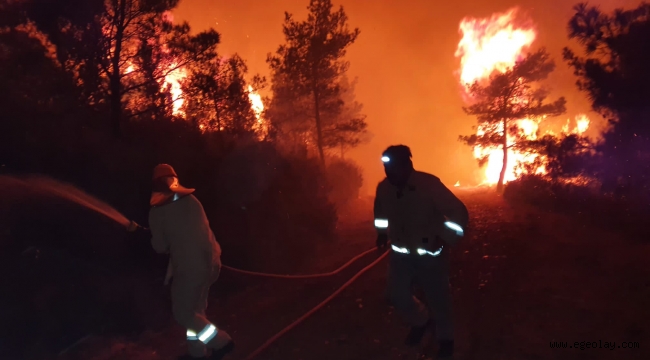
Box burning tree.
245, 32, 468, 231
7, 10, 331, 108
182, 55, 261, 138
459, 48, 567, 192
266, 0, 365, 164
516, 133, 595, 182
58, 0, 220, 137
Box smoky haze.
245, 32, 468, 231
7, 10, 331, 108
173, 0, 639, 195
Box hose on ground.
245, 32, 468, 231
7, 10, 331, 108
221, 247, 377, 279
242, 248, 390, 360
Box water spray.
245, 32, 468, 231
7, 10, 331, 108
0, 175, 133, 229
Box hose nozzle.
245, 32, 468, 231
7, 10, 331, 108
127, 220, 141, 232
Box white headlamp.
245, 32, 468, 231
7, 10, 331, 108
381, 156, 390, 163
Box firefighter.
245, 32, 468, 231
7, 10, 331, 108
148, 164, 234, 360
374, 145, 469, 360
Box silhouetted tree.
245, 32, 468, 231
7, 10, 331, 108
515, 134, 596, 181
564, 2, 650, 194
56, 0, 219, 137
321, 76, 369, 157
183, 55, 259, 137
460, 49, 567, 192
267, 0, 361, 164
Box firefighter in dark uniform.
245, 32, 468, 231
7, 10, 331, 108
374, 145, 469, 360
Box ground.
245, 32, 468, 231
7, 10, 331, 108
59, 189, 650, 360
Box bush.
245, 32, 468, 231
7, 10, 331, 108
504, 175, 650, 241
503, 174, 556, 207
210, 142, 338, 272
326, 157, 363, 210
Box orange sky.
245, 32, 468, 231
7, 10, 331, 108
173, 0, 639, 194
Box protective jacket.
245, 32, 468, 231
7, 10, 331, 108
374, 170, 469, 253
149, 194, 221, 276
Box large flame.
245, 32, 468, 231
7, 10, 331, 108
456, 8, 536, 85
248, 85, 268, 138
456, 8, 590, 185
104, 10, 262, 126
163, 62, 187, 116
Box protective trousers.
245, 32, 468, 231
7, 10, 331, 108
386, 250, 453, 341
171, 258, 227, 357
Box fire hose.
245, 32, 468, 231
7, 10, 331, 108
127, 221, 391, 360
222, 246, 377, 279
241, 249, 389, 360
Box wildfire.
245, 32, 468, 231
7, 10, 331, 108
456, 8, 590, 185
562, 114, 590, 135
456, 8, 536, 86
248, 85, 268, 138
113, 18, 264, 129
248, 85, 264, 120
163, 63, 187, 116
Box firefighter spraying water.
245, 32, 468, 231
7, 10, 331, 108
1, 172, 234, 359
142, 164, 235, 360
374, 145, 469, 360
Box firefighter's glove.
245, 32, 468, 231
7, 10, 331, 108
126, 220, 139, 232
376, 233, 388, 250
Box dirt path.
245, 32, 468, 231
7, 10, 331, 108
64, 189, 650, 360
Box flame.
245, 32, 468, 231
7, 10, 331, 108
248, 85, 267, 138
457, 9, 592, 186
454, 181, 460, 187
163, 63, 186, 116
457, 8, 547, 185
248, 85, 264, 120
575, 114, 590, 134
456, 8, 536, 86
102, 12, 265, 131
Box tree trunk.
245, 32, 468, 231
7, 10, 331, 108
214, 72, 222, 132
214, 96, 222, 132
313, 89, 326, 165
109, 0, 127, 139
497, 118, 508, 193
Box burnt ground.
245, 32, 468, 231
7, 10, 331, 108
59, 189, 650, 360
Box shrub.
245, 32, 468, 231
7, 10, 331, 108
503, 174, 556, 207
504, 175, 650, 241
325, 157, 364, 210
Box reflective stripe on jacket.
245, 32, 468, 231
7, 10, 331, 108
373, 171, 469, 252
